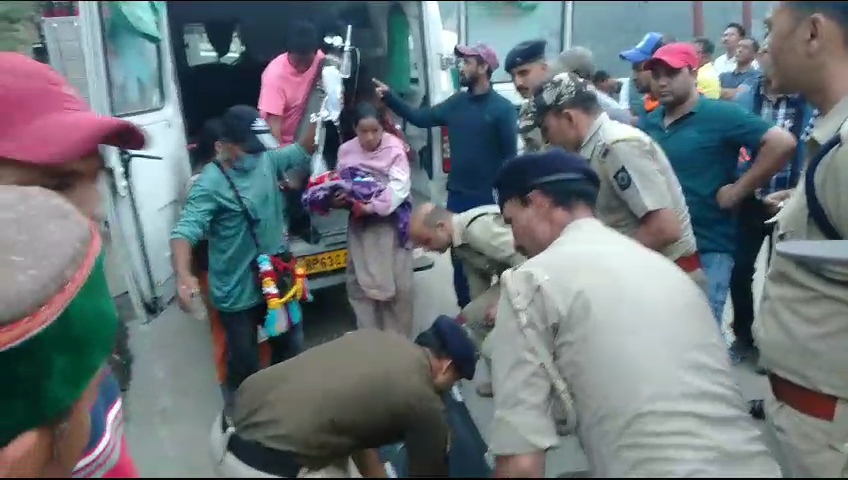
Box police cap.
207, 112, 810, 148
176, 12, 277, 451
505, 39, 547, 74
421, 315, 477, 380
530, 72, 594, 126
493, 149, 600, 209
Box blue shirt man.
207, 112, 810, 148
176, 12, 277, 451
378, 43, 518, 308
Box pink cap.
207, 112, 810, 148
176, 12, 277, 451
0, 53, 146, 165
644, 43, 699, 71
454, 43, 500, 71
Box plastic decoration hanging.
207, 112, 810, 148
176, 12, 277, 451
256, 254, 312, 337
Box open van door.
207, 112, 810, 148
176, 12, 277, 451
78, 1, 190, 316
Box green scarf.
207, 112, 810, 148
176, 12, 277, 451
0, 255, 118, 447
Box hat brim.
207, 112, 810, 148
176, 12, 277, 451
0, 110, 146, 166
643, 55, 688, 71
454, 44, 478, 59
619, 49, 651, 64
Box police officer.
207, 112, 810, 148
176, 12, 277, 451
531, 72, 707, 289
487, 149, 781, 477
508, 40, 633, 154
753, 2, 848, 477
210, 317, 476, 478
506, 39, 551, 153
409, 202, 525, 398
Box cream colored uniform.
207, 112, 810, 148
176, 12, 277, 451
578, 113, 706, 289
489, 218, 780, 477
451, 205, 525, 357
753, 98, 848, 478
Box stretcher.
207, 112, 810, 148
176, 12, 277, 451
379, 385, 493, 478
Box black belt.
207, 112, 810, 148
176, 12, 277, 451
222, 414, 304, 477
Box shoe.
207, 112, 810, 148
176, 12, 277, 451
476, 382, 493, 398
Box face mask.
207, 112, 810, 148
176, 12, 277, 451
231, 153, 259, 172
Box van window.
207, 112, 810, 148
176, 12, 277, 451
100, 2, 165, 116
183, 23, 244, 67
466, 1, 564, 83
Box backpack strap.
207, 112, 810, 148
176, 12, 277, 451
805, 134, 843, 240
213, 161, 262, 251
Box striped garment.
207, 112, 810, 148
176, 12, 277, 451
72, 372, 138, 478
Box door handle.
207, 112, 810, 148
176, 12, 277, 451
108, 150, 164, 197
119, 150, 164, 165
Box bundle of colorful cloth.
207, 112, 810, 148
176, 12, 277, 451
302, 166, 411, 244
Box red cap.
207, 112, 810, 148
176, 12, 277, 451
454, 43, 500, 71
644, 43, 699, 71
0, 53, 145, 166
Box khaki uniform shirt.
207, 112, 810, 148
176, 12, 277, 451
233, 330, 449, 476
488, 218, 780, 477
754, 97, 848, 399
451, 205, 526, 298
578, 113, 698, 263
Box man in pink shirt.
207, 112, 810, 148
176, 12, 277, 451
258, 21, 326, 145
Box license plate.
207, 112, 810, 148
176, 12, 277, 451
298, 249, 348, 275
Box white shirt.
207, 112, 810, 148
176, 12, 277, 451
713, 52, 760, 75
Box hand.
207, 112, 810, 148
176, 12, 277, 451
763, 189, 793, 214
372, 78, 389, 98
331, 191, 350, 209
176, 274, 200, 313
484, 303, 498, 326
716, 184, 744, 210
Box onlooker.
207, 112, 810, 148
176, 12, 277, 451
171, 106, 316, 416
691, 37, 722, 99
591, 69, 621, 97
729, 44, 813, 366
719, 37, 762, 100
0, 52, 143, 478
0, 186, 121, 478
506, 39, 553, 153
619, 32, 672, 123
639, 43, 796, 328
258, 21, 326, 145
552, 47, 633, 124
714, 22, 759, 74
374, 43, 517, 309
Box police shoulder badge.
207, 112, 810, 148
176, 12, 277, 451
613, 166, 632, 191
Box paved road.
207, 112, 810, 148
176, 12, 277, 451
124, 248, 781, 477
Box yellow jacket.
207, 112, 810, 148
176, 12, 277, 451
697, 63, 721, 99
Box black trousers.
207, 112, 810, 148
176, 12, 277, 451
729, 196, 774, 348
218, 303, 305, 392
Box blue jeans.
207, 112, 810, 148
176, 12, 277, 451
447, 190, 495, 308
700, 252, 735, 329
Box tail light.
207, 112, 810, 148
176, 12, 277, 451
440, 127, 451, 173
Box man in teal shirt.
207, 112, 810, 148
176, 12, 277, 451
639, 43, 796, 332
170, 105, 315, 413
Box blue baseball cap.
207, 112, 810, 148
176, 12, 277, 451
427, 315, 477, 380
619, 32, 664, 64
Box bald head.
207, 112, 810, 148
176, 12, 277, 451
410, 203, 455, 253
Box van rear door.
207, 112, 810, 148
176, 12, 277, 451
78, 1, 190, 315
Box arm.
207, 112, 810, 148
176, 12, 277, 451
265, 114, 284, 144
467, 216, 526, 267
724, 103, 796, 199
359, 149, 411, 216
814, 145, 848, 280
497, 102, 518, 159
404, 399, 450, 477
351, 449, 388, 478
383, 91, 456, 128
258, 66, 287, 143
266, 142, 313, 180
602, 140, 682, 252
489, 270, 560, 478
170, 178, 217, 278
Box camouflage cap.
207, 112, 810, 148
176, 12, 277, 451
528, 71, 594, 126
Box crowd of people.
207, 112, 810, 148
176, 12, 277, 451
1, 1, 847, 478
